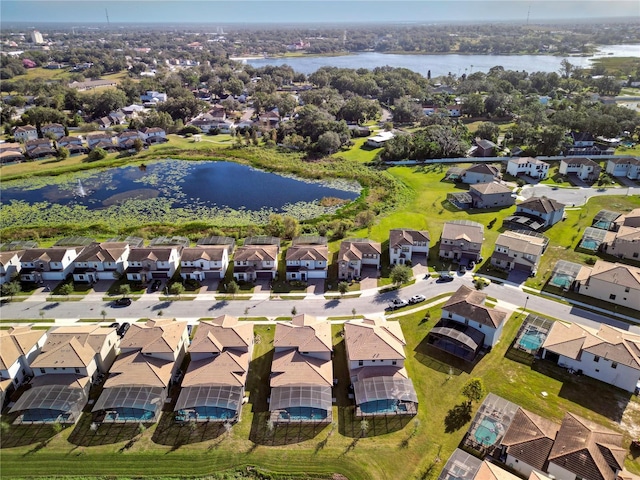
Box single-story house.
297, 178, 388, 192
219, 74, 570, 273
366, 131, 394, 148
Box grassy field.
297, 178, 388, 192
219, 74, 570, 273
2, 309, 638, 479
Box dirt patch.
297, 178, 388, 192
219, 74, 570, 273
620, 399, 640, 438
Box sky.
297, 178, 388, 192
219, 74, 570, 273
1, 0, 639, 25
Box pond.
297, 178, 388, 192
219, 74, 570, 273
0, 159, 361, 229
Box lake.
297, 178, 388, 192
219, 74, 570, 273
245, 44, 640, 76
0, 160, 361, 228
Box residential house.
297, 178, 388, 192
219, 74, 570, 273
41, 123, 65, 139
140, 90, 167, 105
0, 250, 22, 285
474, 139, 498, 157
506, 157, 550, 180
500, 408, 560, 478
56, 136, 86, 155
617, 208, 640, 229
422, 105, 437, 116
389, 229, 430, 266
68, 79, 118, 91
569, 131, 595, 148
92, 319, 189, 423
125, 246, 182, 283
337, 238, 382, 280
490, 230, 548, 276
108, 111, 126, 125
233, 237, 280, 282
470, 182, 515, 209
440, 449, 524, 480
285, 236, 329, 281
116, 130, 141, 149
25, 138, 55, 159
344, 318, 418, 416
547, 413, 625, 480
366, 131, 395, 148
428, 285, 508, 361
13, 125, 38, 142
190, 113, 218, 133
0, 327, 47, 405
602, 226, 640, 261
122, 104, 146, 118
19, 247, 81, 282
446, 105, 462, 117
270, 314, 333, 423
438, 220, 484, 264
97, 116, 112, 130
460, 163, 502, 184
542, 321, 640, 393
574, 260, 640, 311
86, 132, 114, 149
180, 243, 234, 281
606, 157, 640, 180
175, 315, 253, 423
258, 109, 280, 128
512, 197, 565, 229
0, 142, 25, 163
559, 158, 601, 182
139, 127, 167, 144
72, 242, 131, 283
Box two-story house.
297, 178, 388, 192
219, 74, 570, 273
285, 236, 329, 281
439, 220, 484, 264
175, 315, 253, 423
506, 157, 550, 180
72, 242, 131, 283
233, 237, 280, 282
125, 246, 181, 283
606, 157, 640, 180
337, 239, 382, 280
459, 164, 502, 184
470, 182, 515, 209
559, 158, 601, 182
270, 314, 333, 423
19, 247, 81, 282
574, 260, 640, 311
344, 317, 418, 416
428, 285, 508, 360
180, 244, 233, 281
542, 321, 640, 393
141, 90, 167, 105
490, 230, 548, 276
13, 125, 38, 142
86, 132, 115, 150
511, 197, 565, 230
41, 123, 65, 139
116, 130, 142, 149
0, 142, 25, 163
602, 226, 640, 261
139, 127, 167, 144
25, 138, 55, 159
0, 250, 22, 285
0, 327, 47, 406
56, 135, 86, 155
389, 229, 430, 266
92, 319, 189, 423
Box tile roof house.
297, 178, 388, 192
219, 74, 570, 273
541, 321, 640, 393
41, 123, 65, 139
606, 157, 640, 180
116, 130, 142, 149
180, 245, 233, 281
459, 164, 502, 184
473, 139, 498, 158
389, 229, 430, 267
343, 318, 418, 417
25, 138, 55, 159
270, 314, 333, 423
490, 231, 548, 276
175, 315, 253, 423
337, 238, 382, 280
0, 250, 22, 285
512, 197, 565, 229
125, 246, 181, 283
19, 247, 81, 282
440, 449, 524, 480
72, 242, 131, 283
0, 142, 25, 163
574, 260, 640, 312
93, 320, 189, 423
56, 136, 86, 155
86, 132, 114, 149
500, 408, 560, 478
602, 226, 640, 261
285, 236, 329, 281
428, 285, 508, 360
13, 124, 38, 142
233, 238, 280, 282
559, 158, 602, 183
506, 157, 550, 180
547, 413, 625, 480
0, 327, 47, 406
439, 220, 484, 264
139, 127, 167, 144
617, 208, 640, 229
469, 182, 515, 209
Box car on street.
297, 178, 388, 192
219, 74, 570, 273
150, 279, 162, 292
409, 294, 426, 305
116, 322, 130, 337
387, 298, 409, 310
437, 272, 455, 283
112, 297, 132, 308
473, 276, 491, 288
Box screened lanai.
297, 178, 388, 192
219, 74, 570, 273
462, 393, 518, 455
175, 385, 243, 422
438, 448, 483, 480
92, 386, 166, 423
427, 319, 486, 361
269, 386, 332, 423
353, 376, 418, 417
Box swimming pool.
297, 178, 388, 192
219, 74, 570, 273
279, 407, 327, 421
474, 418, 500, 446
580, 239, 599, 250
105, 408, 155, 422
519, 328, 545, 351
551, 274, 572, 289
177, 407, 235, 421
22, 409, 66, 423
359, 399, 408, 414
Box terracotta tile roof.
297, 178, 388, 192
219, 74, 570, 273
470, 182, 512, 195
339, 239, 382, 262
182, 350, 250, 387
502, 407, 560, 470
548, 413, 624, 480
189, 316, 252, 354
103, 351, 173, 388
286, 244, 329, 261
0, 326, 45, 370
119, 319, 187, 354
43, 325, 115, 356
234, 245, 278, 262
344, 318, 406, 361
443, 285, 507, 328
389, 229, 431, 248
273, 314, 332, 353
31, 337, 96, 369
583, 260, 640, 290
181, 246, 226, 262
270, 349, 333, 387
517, 197, 565, 214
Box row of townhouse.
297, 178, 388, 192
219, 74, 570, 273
6, 315, 417, 427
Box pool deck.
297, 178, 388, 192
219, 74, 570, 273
355, 402, 417, 418
270, 409, 332, 424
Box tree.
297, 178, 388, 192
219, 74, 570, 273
88, 89, 127, 119
264, 214, 285, 237
390, 264, 412, 285
316, 131, 341, 154
101, 309, 107, 321
132, 138, 144, 153
355, 210, 375, 230
461, 378, 485, 406
119, 284, 131, 298
57, 146, 69, 160
87, 147, 108, 162
338, 96, 381, 124
338, 281, 349, 296
392, 97, 423, 123
475, 122, 500, 143
226, 280, 239, 296
283, 215, 299, 240
360, 419, 370, 437
59, 283, 74, 298
1, 281, 21, 301
462, 94, 485, 117
170, 283, 184, 299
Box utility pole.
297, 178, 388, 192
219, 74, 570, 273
526, 4, 531, 26
105, 8, 110, 26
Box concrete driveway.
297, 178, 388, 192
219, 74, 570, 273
359, 267, 380, 290
306, 279, 325, 296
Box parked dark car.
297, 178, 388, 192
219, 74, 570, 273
112, 297, 132, 307
150, 279, 162, 292
437, 272, 455, 283
117, 322, 130, 337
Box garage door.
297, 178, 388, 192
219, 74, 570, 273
256, 271, 273, 279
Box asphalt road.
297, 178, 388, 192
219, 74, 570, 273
520, 184, 640, 206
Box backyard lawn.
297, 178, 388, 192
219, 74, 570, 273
2, 310, 638, 480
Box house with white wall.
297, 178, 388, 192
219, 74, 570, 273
337, 238, 382, 280
180, 245, 232, 281
0, 327, 47, 405
460, 164, 501, 184
19, 247, 81, 282
490, 230, 548, 276
13, 125, 38, 142
125, 246, 181, 282
139, 127, 167, 144
574, 260, 640, 311
72, 242, 130, 283
41, 123, 65, 139
285, 236, 329, 281
389, 229, 430, 266
506, 157, 550, 179
514, 197, 565, 229
439, 220, 484, 264
233, 237, 280, 282
0, 250, 22, 285
559, 158, 601, 182
606, 157, 640, 180
602, 226, 640, 261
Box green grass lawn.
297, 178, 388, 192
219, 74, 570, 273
2, 310, 638, 479
334, 136, 382, 164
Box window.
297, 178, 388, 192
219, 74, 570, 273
392, 360, 397, 366
358, 360, 363, 366
625, 287, 630, 293
40, 368, 45, 374
609, 294, 616, 300
593, 356, 600, 363
75, 368, 80, 374
634, 252, 639, 258
612, 362, 618, 369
